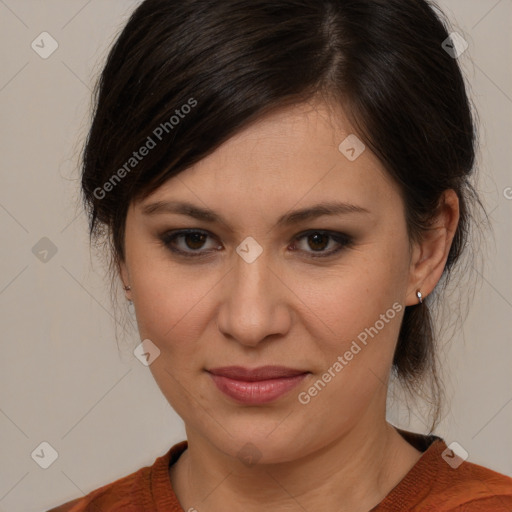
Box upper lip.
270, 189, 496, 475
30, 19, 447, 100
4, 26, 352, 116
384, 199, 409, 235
207, 366, 309, 381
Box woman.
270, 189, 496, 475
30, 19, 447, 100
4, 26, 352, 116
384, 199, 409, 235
48, 0, 512, 510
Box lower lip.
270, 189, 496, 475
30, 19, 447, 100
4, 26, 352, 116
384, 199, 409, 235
208, 373, 308, 404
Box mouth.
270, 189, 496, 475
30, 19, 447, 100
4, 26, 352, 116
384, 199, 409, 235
206, 366, 310, 404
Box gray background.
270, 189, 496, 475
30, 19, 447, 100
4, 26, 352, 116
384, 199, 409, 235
0, 1, 511, 511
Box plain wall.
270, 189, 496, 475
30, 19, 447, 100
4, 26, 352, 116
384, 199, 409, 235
0, 1, 511, 511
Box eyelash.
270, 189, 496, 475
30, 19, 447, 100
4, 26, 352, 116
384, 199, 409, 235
159, 229, 354, 260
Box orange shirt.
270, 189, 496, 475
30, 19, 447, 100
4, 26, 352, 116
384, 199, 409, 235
47, 430, 512, 512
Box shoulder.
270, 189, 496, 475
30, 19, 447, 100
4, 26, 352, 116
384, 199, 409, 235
436, 458, 512, 510
421, 447, 512, 511
46, 497, 83, 512
45, 468, 141, 512
45, 442, 184, 512
379, 431, 512, 512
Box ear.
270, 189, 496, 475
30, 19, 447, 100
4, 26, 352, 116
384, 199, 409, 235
118, 259, 132, 300
405, 189, 460, 306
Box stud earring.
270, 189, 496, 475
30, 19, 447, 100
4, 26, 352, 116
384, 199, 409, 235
416, 290, 423, 304
124, 285, 131, 291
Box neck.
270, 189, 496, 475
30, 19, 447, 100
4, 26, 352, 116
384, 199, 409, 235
170, 411, 422, 512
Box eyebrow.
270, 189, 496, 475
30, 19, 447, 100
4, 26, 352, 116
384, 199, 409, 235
141, 200, 370, 228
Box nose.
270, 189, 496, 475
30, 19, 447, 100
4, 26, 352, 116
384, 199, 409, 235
215, 248, 292, 348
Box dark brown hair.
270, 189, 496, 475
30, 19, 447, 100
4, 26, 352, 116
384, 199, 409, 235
81, 0, 486, 431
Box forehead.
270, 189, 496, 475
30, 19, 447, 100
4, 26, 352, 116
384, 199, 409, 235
136, 99, 400, 226
202, 99, 355, 173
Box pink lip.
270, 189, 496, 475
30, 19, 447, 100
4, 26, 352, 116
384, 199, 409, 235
207, 366, 309, 404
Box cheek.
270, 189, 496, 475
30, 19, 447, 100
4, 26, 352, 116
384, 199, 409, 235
132, 262, 217, 354
292, 268, 405, 418
296, 245, 409, 401
298, 246, 407, 343
129, 261, 215, 419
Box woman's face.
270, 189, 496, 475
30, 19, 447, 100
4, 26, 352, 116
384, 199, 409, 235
120, 99, 420, 464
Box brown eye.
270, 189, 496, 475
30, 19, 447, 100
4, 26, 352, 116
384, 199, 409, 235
180, 232, 208, 250
292, 231, 353, 258
306, 233, 330, 251
161, 230, 220, 257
